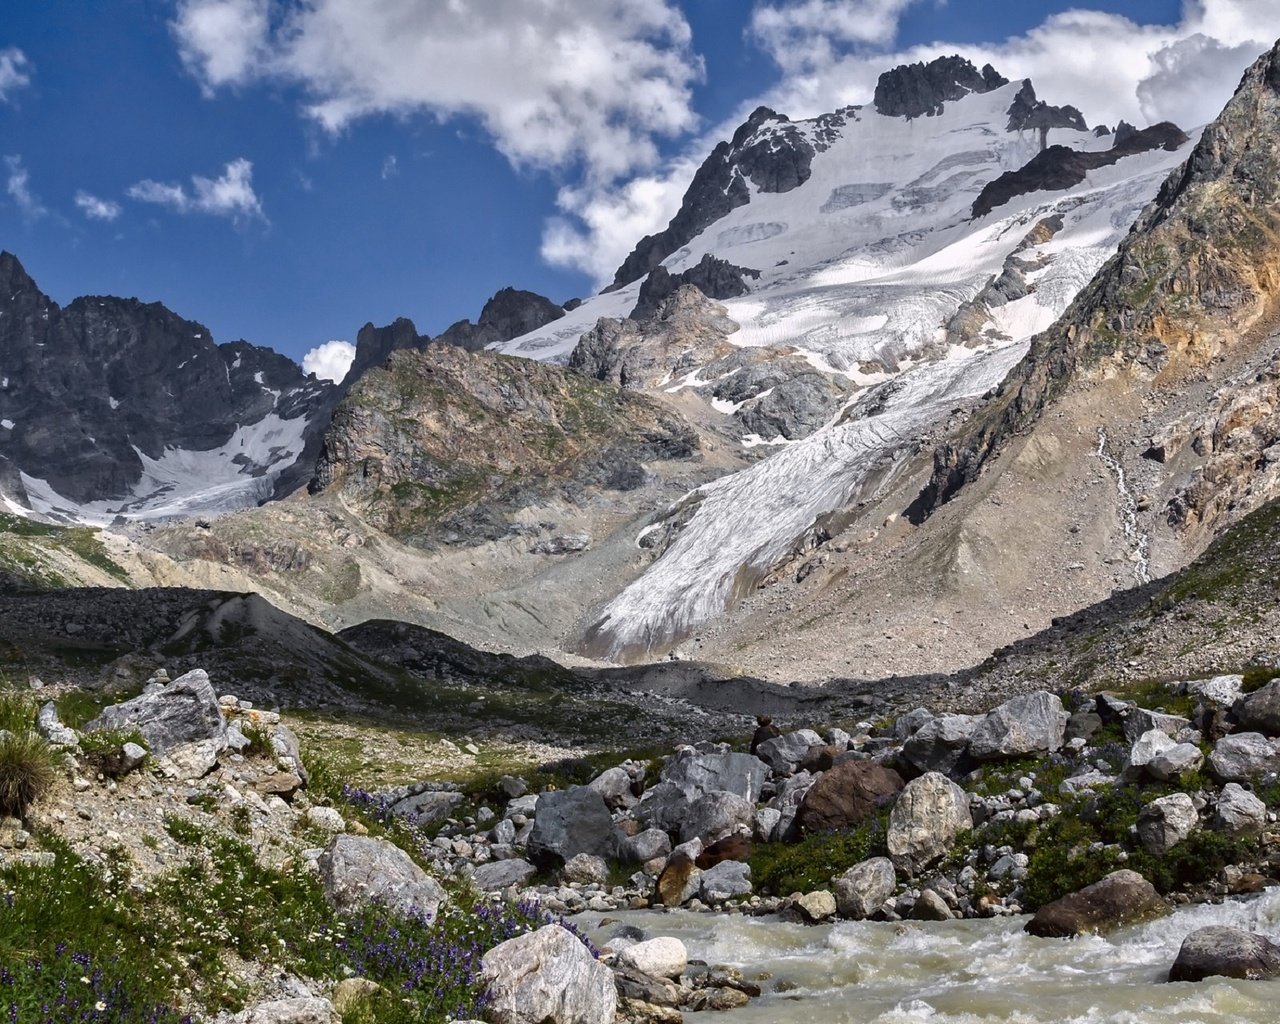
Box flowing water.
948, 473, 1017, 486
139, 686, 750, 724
581, 891, 1280, 1023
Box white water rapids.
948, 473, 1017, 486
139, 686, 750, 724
582, 890, 1280, 1022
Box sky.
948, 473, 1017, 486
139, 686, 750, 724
1, 1, 1275, 382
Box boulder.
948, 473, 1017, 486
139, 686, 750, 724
473, 859, 538, 891
562, 853, 610, 885
755, 729, 824, 775
589, 766, 636, 810
771, 770, 815, 841
1124, 729, 1176, 776
620, 828, 672, 865
1208, 732, 1280, 781
1236, 680, 1280, 736
1183, 674, 1243, 707
616, 937, 687, 980
679, 791, 755, 844
639, 751, 769, 833
1024, 870, 1168, 937
794, 890, 837, 922
1168, 926, 1280, 982
1214, 783, 1267, 837
527, 787, 615, 868
893, 708, 935, 740
85, 668, 226, 755
655, 852, 701, 907
968, 692, 1068, 761
749, 716, 782, 755
1146, 743, 1204, 782
1136, 793, 1198, 855
387, 790, 464, 826
794, 761, 904, 834
887, 772, 972, 875
834, 857, 895, 920
1122, 707, 1191, 744
318, 835, 445, 920
911, 889, 955, 921
754, 807, 782, 842
481, 924, 616, 1024
901, 714, 979, 775
699, 860, 752, 902
1064, 710, 1102, 743
36, 703, 78, 746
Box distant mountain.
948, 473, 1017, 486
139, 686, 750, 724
0, 252, 337, 524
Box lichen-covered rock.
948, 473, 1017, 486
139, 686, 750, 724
1136, 793, 1198, 854
86, 669, 226, 755
1208, 732, 1280, 781
481, 925, 616, 1024
1024, 870, 1168, 937
968, 692, 1068, 761
887, 772, 972, 874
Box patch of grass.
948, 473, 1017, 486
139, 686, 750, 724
0, 730, 60, 817
749, 812, 889, 895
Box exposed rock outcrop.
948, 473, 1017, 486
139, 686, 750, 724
873, 55, 1007, 119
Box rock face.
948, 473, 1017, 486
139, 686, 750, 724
629, 255, 760, 322
794, 761, 904, 834
886, 772, 972, 874
1168, 926, 1280, 982
915, 41, 1280, 521
1236, 680, 1280, 735
436, 287, 566, 352
527, 787, 616, 868
312, 344, 699, 543
1024, 870, 1168, 937
834, 857, 895, 919
968, 692, 1068, 761
481, 924, 616, 1024
873, 55, 1007, 119
85, 669, 226, 755
318, 835, 446, 919
1003, 79, 1086, 132
0, 251, 335, 513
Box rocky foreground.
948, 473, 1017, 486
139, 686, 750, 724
8, 663, 1280, 1022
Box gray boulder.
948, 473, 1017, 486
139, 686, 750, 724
1214, 783, 1267, 837
638, 750, 769, 834
588, 766, 636, 810
616, 937, 688, 981
834, 857, 895, 919
1122, 707, 1191, 744
85, 668, 226, 755
1146, 743, 1204, 782
755, 729, 823, 775
229, 998, 335, 1024
887, 772, 972, 875
36, 703, 78, 746
1169, 926, 1280, 982
901, 714, 979, 775
620, 828, 671, 864
968, 692, 1067, 761
527, 787, 616, 868
481, 924, 616, 1024
1124, 729, 1176, 777
388, 790, 464, 826
1208, 732, 1280, 781
1182, 674, 1243, 707
679, 791, 755, 844
318, 835, 445, 919
699, 860, 752, 903
1136, 793, 1198, 855
472, 859, 538, 891
562, 853, 610, 885
1236, 680, 1280, 736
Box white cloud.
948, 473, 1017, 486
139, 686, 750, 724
127, 158, 266, 222
302, 339, 356, 382
546, 0, 1279, 284
0, 48, 32, 102
172, 0, 702, 186
381, 154, 398, 180
74, 191, 122, 222
3, 155, 45, 222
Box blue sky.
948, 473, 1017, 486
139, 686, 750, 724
0, 0, 1270, 379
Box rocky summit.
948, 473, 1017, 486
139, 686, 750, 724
6, 32, 1280, 1024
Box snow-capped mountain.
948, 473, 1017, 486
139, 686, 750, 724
492, 56, 1198, 660
0, 252, 337, 525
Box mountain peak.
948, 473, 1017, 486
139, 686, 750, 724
0, 250, 41, 299
873, 54, 1009, 119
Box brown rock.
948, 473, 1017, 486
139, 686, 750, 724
750, 716, 781, 756
794, 761, 904, 834
1024, 870, 1169, 938
800, 744, 843, 773
696, 835, 751, 870
656, 852, 700, 908
254, 771, 303, 802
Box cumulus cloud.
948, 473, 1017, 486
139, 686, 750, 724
171, 0, 702, 185
3, 156, 45, 222
547, 0, 1279, 283
302, 339, 356, 382
127, 158, 266, 222
0, 48, 32, 102
74, 191, 122, 221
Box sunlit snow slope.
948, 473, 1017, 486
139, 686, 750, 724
496, 76, 1198, 660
